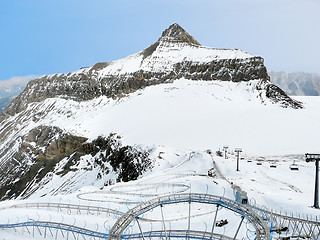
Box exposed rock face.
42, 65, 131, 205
160, 23, 201, 46
0, 127, 151, 200
0, 126, 87, 199
256, 80, 302, 108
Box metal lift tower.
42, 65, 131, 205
223, 146, 228, 159
305, 153, 320, 209
235, 148, 242, 171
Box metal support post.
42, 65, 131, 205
210, 205, 219, 240
237, 152, 240, 171
223, 146, 228, 159
160, 204, 168, 240
233, 216, 244, 240
235, 148, 242, 172
306, 153, 320, 209
187, 200, 191, 240
315, 160, 319, 209
136, 218, 146, 240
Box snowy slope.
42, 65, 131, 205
9, 78, 318, 156
0, 145, 319, 239
0, 77, 318, 199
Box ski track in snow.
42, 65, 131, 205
258, 169, 302, 193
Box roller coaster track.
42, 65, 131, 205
108, 193, 271, 240
9, 202, 124, 217
250, 205, 320, 239
121, 230, 233, 239
2, 194, 320, 239
0, 220, 233, 240
9, 202, 222, 223
0, 220, 108, 239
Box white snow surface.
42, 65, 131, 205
0, 147, 319, 239
1, 78, 320, 239
18, 78, 320, 156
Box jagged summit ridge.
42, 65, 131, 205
159, 23, 201, 46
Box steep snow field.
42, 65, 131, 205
23, 78, 320, 156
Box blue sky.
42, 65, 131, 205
0, 0, 319, 81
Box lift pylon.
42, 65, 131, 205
306, 153, 320, 209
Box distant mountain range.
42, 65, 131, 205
0, 75, 37, 112
269, 71, 320, 96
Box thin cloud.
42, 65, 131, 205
0, 75, 38, 88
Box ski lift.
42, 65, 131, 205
270, 162, 277, 168
290, 161, 299, 171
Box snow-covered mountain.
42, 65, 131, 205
0, 23, 311, 202
3, 24, 300, 118
1, 23, 320, 240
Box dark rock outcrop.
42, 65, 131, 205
0, 127, 151, 200
0, 126, 87, 199
160, 23, 201, 46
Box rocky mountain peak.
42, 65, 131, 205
159, 23, 201, 46
0, 23, 302, 119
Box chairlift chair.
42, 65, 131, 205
270, 162, 277, 168
290, 161, 299, 171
